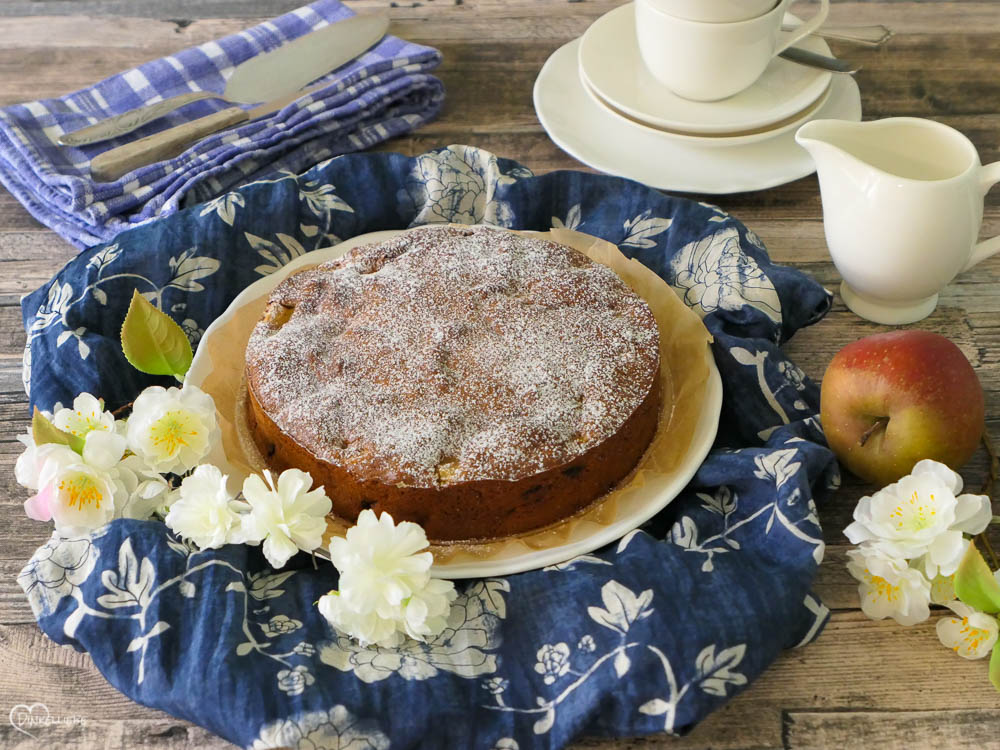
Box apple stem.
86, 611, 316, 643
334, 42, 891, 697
858, 417, 889, 447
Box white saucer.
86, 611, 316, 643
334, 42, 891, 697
582, 76, 832, 148
534, 38, 862, 194
579, 3, 833, 135
187, 227, 723, 578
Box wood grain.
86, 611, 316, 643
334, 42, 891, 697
1, 1, 1000, 748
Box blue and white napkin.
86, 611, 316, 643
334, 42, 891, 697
19, 145, 837, 749
0, 0, 444, 248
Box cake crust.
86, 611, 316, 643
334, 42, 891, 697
244, 225, 662, 541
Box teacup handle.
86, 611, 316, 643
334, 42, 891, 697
963, 161, 1000, 271
774, 0, 831, 55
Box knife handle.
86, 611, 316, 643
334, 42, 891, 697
90, 107, 249, 182
59, 92, 219, 147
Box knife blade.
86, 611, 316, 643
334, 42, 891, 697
778, 46, 859, 74
61, 13, 389, 147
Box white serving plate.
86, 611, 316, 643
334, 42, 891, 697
578, 4, 833, 135
187, 228, 722, 578
534, 37, 862, 194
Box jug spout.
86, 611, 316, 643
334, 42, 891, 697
794, 118, 899, 201
794, 119, 874, 182
794, 118, 866, 151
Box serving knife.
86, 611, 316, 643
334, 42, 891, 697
62, 12, 389, 148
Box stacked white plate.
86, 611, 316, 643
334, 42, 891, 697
533, 2, 862, 194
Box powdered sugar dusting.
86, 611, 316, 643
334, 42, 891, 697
246, 226, 660, 486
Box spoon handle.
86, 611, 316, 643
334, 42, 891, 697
779, 47, 859, 74
782, 23, 893, 47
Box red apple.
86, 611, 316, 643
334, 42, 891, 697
820, 330, 984, 486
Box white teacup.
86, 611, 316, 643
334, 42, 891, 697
635, 0, 831, 101
643, 0, 778, 23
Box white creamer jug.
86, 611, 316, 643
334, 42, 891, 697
796, 117, 1000, 324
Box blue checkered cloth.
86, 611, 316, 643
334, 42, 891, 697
0, 1, 444, 248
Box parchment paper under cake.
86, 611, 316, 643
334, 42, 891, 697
193, 226, 714, 573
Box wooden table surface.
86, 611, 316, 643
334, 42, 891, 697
1, 1, 999, 748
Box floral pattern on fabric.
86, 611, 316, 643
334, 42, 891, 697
19, 146, 835, 750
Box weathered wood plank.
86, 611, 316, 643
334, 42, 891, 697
783, 709, 1000, 749
0, 1, 997, 748
0, 718, 232, 750
0, 0, 995, 37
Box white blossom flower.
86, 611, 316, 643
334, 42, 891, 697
29, 449, 118, 533
52, 393, 115, 439
80, 429, 128, 472
165, 465, 249, 549
114, 454, 172, 520
328, 510, 434, 617
241, 469, 331, 569
125, 385, 220, 474
844, 459, 991, 577
319, 510, 457, 647
17, 440, 72, 493
936, 600, 999, 659
399, 577, 458, 641
846, 547, 931, 626
318, 590, 404, 648
19, 418, 176, 532
22, 427, 134, 532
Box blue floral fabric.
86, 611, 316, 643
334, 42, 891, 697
19, 146, 837, 749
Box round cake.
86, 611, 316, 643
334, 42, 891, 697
244, 225, 662, 542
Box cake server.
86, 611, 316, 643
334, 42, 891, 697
60, 12, 389, 147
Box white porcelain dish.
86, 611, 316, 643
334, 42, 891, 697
535, 38, 862, 194
187, 228, 723, 578
582, 76, 832, 148
579, 3, 833, 134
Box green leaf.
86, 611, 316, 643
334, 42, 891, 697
954, 543, 1000, 614
120, 290, 192, 377
990, 642, 1000, 692
32, 407, 84, 454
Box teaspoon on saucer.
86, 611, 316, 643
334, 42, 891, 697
779, 47, 859, 74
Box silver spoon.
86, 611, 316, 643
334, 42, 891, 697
782, 23, 893, 47
779, 47, 860, 74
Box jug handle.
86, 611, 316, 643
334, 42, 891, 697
775, 0, 831, 55
963, 161, 1000, 271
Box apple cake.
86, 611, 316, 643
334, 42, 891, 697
244, 225, 662, 542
